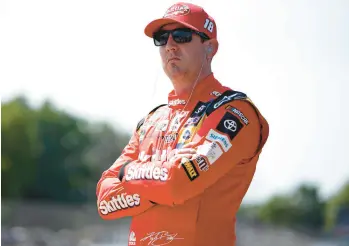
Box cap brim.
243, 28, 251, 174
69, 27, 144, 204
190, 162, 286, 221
144, 17, 199, 38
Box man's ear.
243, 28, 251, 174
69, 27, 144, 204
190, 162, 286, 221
205, 39, 219, 58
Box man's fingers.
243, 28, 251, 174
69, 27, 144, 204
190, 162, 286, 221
176, 148, 197, 154
175, 153, 194, 159
169, 147, 197, 164
170, 154, 194, 163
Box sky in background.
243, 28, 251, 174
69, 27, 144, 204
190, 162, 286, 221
1, 0, 348, 203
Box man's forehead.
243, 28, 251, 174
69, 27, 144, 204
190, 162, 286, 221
161, 22, 187, 30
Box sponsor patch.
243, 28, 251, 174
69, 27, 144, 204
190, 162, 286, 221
169, 99, 186, 106
225, 105, 249, 125
155, 120, 169, 131
182, 159, 199, 181
139, 127, 146, 143
206, 90, 247, 116
210, 91, 221, 97
144, 108, 168, 128
192, 101, 208, 117
164, 4, 190, 18
168, 117, 181, 132
182, 129, 191, 140
195, 156, 209, 172
162, 133, 178, 144
216, 112, 244, 140
183, 101, 208, 127
184, 116, 200, 127
196, 141, 223, 164
129, 231, 136, 245
143, 120, 156, 129
206, 129, 232, 152
214, 93, 242, 109
125, 165, 169, 181
168, 112, 187, 131
176, 125, 197, 148
175, 143, 185, 149
99, 193, 141, 215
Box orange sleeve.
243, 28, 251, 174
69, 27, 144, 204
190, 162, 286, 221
121, 100, 263, 206
96, 129, 155, 220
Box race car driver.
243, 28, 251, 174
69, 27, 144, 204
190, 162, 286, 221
96, 2, 269, 246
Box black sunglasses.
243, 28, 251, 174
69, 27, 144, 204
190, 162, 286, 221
153, 28, 210, 47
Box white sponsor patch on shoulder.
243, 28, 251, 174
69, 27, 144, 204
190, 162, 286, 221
205, 129, 232, 152
196, 141, 223, 164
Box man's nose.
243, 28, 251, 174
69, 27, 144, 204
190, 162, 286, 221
166, 35, 178, 52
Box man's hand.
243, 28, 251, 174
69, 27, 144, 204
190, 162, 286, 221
169, 142, 197, 164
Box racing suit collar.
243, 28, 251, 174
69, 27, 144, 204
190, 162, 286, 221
167, 73, 220, 109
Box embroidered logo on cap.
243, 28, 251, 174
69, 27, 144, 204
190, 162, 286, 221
164, 4, 190, 17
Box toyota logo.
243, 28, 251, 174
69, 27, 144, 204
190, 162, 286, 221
224, 120, 237, 132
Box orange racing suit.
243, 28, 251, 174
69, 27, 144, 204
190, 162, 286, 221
96, 74, 269, 246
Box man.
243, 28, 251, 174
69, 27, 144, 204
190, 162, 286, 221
96, 2, 269, 246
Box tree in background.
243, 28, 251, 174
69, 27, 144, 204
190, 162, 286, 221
1, 96, 130, 203
325, 181, 349, 232
257, 184, 325, 231
2, 97, 40, 198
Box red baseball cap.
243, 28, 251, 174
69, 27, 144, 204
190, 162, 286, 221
144, 2, 217, 40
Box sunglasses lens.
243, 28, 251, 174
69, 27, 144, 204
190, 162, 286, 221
153, 31, 169, 46
172, 29, 192, 43
153, 28, 193, 46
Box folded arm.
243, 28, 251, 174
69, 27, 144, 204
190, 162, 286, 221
120, 100, 265, 206
96, 128, 155, 220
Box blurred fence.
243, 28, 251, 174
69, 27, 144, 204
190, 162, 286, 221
2, 200, 348, 246
2, 200, 130, 246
